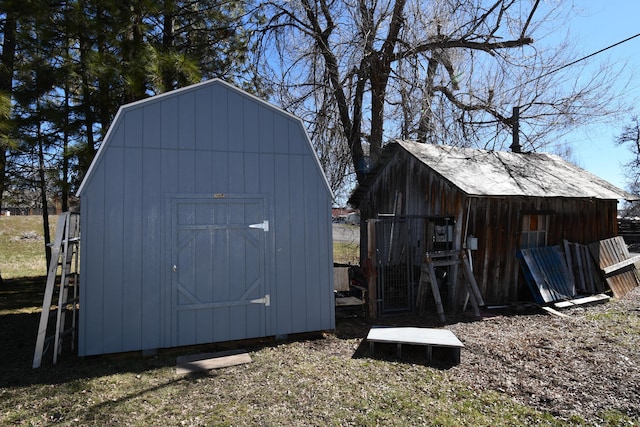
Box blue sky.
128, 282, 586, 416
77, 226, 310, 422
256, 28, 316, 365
558, 2, 640, 191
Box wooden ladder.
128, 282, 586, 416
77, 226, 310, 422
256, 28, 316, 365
416, 250, 484, 322
32, 212, 80, 368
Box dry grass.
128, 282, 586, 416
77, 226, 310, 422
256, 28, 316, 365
333, 242, 360, 265
0, 215, 55, 279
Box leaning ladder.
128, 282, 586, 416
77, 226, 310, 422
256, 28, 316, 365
32, 212, 80, 368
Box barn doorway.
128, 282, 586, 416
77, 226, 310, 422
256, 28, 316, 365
169, 195, 271, 346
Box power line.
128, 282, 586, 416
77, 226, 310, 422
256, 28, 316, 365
504, 31, 640, 148
511, 32, 640, 93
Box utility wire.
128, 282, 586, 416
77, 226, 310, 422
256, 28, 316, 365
510, 32, 640, 93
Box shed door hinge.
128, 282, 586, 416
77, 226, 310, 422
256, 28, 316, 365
250, 294, 270, 307
249, 220, 269, 232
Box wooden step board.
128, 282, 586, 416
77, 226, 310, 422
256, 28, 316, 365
176, 350, 252, 374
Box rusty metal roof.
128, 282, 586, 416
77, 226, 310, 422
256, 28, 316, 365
395, 140, 638, 200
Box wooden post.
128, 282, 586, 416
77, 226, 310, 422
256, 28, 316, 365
366, 220, 378, 319
426, 260, 447, 323
461, 251, 484, 307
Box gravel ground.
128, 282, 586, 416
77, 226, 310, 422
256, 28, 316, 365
336, 287, 640, 423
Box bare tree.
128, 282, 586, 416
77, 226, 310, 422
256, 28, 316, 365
616, 116, 640, 187
253, 0, 630, 191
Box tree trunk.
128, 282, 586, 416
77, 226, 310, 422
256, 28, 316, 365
37, 118, 52, 267
161, 0, 176, 91
0, 9, 17, 212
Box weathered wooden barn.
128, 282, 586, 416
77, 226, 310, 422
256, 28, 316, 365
76, 79, 335, 356
349, 140, 637, 311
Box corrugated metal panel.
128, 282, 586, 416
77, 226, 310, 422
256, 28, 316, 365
517, 246, 575, 304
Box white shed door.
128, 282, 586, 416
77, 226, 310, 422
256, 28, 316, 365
170, 196, 269, 346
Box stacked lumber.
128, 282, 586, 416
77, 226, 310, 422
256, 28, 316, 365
518, 236, 640, 306
588, 236, 640, 299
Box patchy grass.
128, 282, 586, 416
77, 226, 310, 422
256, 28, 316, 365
333, 242, 360, 265
0, 215, 56, 279
0, 302, 580, 427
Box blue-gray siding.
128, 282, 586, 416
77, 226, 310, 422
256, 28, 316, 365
78, 80, 334, 356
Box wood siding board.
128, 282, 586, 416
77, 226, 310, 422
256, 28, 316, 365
274, 153, 292, 333
273, 114, 288, 154
192, 204, 211, 343
212, 201, 231, 342
176, 202, 196, 346
303, 155, 322, 329
142, 102, 161, 148
177, 150, 196, 193
102, 146, 125, 353
194, 151, 213, 193
212, 151, 229, 193
195, 86, 213, 151
79, 184, 106, 356
161, 96, 178, 150
122, 147, 143, 350
228, 152, 245, 193
259, 107, 275, 154
289, 154, 307, 331
227, 90, 244, 152
288, 121, 304, 155
162, 150, 178, 346
110, 118, 126, 147
178, 91, 196, 150
320, 191, 335, 329
244, 152, 260, 194
141, 148, 163, 350
124, 112, 143, 148
211, 84, 229, 152
260, 156, 275, 337
243, 97, 260, 153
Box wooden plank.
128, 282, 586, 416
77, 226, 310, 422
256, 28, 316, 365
541, 306, 570, 318
366, 220, 378, 319
553, 294, 610, 308
589, 237, 640, 298
461, 252, 485, 307
415, 264, 430, 312
176, 352, 252, 374
335, 296, 364, 307
333, 267, 350, 292
428, 262, 447, 322
602, 254, 640, 275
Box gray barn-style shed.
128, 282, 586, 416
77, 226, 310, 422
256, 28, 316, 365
76, 79, 335, 356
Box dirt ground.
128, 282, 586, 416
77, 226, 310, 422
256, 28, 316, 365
332, 287, 640, 422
